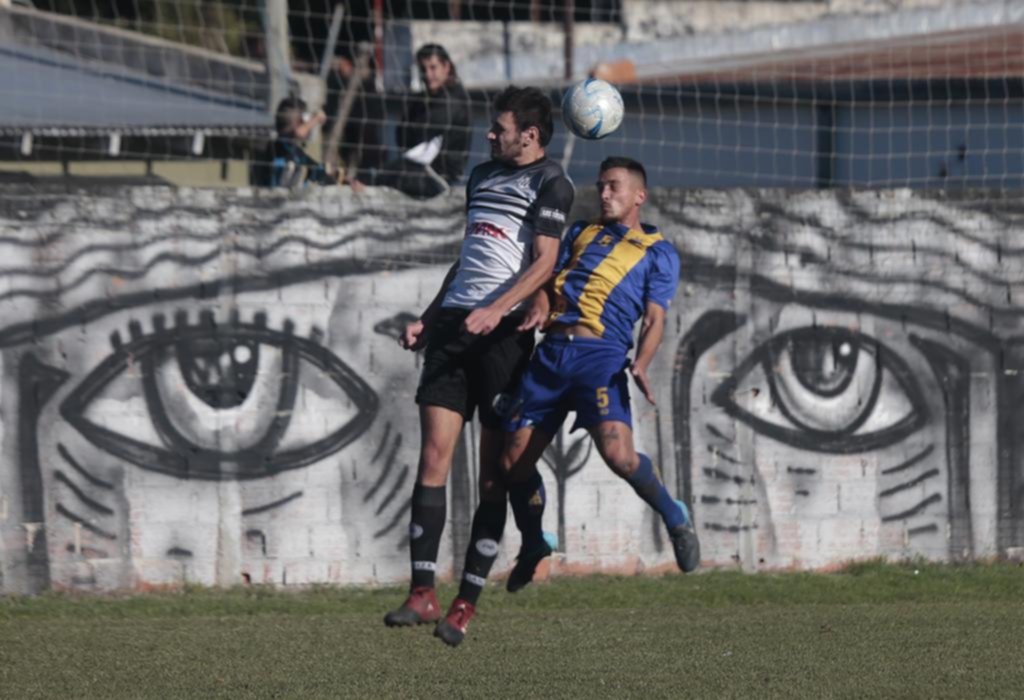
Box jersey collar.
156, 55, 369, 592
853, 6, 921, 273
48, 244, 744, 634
605, 221, 660, 237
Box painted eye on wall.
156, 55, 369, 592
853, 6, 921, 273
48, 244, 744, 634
60, 310, 378, 480
711, 327, 927, 453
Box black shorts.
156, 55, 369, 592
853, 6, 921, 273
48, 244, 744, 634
415, 307, 535, 429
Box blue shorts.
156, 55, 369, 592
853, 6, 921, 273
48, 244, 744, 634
504, 334, 632, 435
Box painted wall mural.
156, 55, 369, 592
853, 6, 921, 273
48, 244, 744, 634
0, 185, 1020, 593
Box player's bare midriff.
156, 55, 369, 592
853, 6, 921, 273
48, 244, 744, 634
545, 322, 600, 339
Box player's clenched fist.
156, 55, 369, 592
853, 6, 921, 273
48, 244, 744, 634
463, 306, 503, 335
400, 319, 428, 350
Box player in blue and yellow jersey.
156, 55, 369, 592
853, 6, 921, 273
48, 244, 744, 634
433, 156, 699, 647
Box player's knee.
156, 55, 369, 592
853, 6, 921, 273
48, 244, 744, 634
500, 453, 533, 482
501, 447, 542, 486
499, 432, 530, 475
498, 447, 516, 474
418, 441, 453, 481
606, 460, 635, 480
600, 447, 638, 479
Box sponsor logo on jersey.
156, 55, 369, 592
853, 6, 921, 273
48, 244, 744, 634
539, 207, 567, 223
468, 221, 509, 240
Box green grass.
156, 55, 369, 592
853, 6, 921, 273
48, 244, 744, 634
2, 561, 1022, 698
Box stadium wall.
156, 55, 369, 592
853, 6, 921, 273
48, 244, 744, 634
0, 185, 1020, 594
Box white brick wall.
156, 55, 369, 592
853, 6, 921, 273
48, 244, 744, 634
0, 185, 1021, 593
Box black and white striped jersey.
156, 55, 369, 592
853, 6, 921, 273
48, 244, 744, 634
442, 156, 575, 311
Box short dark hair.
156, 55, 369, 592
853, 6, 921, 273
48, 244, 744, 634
599, 156, 647, 186
493, 86, 555, 147
416, 43, 459, 86
275, 96, 307, 135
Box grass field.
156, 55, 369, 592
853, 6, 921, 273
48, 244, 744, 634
2, 560, 1023, 699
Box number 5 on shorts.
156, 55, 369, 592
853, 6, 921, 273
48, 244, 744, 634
596, 387, 609, 409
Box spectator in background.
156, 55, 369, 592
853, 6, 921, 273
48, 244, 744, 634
357, 44, 471, 199
251, 97, 334, 188
323, 49, 386, 181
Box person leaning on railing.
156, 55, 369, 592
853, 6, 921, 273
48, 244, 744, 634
354, 44, 471, 199
250, 97, 335, 188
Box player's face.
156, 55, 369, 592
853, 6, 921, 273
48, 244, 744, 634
487, 111, 528, 163
419, 56, 452, 93
597, 168, 646, 224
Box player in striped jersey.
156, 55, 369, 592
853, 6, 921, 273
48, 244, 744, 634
384, 87, 574, 635
434, 156, 699, 647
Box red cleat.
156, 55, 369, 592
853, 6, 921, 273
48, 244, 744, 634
383, 586, 441, 627
433, 598, 476, 647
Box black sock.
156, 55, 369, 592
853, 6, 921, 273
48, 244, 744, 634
507, 469, 546, 552
456, 499, 508, 606
409, 483, 447, 589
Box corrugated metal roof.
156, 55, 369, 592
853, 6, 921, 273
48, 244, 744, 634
644, 24, 1024, 84
0, 43, 272, 136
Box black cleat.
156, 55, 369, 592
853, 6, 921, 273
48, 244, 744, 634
506, 531, 557, 593
669, 501, 701, 573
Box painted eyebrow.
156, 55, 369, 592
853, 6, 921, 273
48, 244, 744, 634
0, 257, 413, 348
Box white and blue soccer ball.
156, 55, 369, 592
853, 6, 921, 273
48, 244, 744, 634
561, 78, 624, 140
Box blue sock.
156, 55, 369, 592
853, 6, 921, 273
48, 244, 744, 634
507, 469, 546, 552
627, 453, 686, 531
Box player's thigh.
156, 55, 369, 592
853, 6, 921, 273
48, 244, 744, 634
468, 318, 535, 430
504, 340, 572, 437
500, 426, 556, 482
415, 310, 473, 420
589, 420, 638, 478
569, 346, 632, 433
417, 404, 466, 485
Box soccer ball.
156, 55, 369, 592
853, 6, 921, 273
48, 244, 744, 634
561, 78, 624, 140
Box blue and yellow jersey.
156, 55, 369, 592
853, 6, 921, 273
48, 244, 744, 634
549, 220, 680, 347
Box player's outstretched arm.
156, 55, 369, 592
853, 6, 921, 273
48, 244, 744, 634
401, 260, 459, 350
630, 301, 667, 404
463, 235, 560, 335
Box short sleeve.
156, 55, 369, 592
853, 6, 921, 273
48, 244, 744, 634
532, 176, 575, 238
464, 163, 485, 214
645, 242, 681, 309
